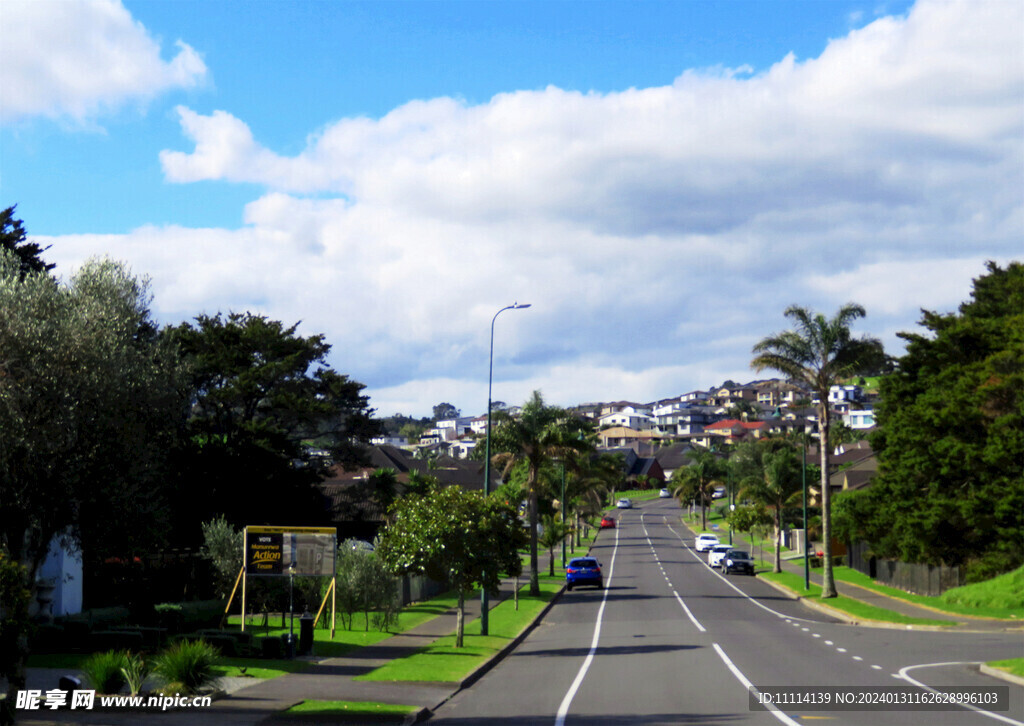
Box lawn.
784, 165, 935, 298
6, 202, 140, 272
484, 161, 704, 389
987, 659, 1024, 678
285, 700, 419, 717
355, 576, 563, 683
760, 571, 952, 627
222, 591, 463, 657
826, 565, 1023, 621
29, 590, 464, 670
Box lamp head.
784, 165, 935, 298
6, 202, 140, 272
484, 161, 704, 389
512, 302, 531, 309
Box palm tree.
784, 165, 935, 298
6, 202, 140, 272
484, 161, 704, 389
671, 445, 725, 531
752, 304, 884, 597
733, 439, 802, 573
538, 514, 573, 576
491, 391, 591, 595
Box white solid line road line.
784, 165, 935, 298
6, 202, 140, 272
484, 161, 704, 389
898, 662, 1024, 726
554, 522, 620, 726
712, 643, 802, 726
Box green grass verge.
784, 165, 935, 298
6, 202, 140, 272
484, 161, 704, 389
987, 659, 1024, 678
285, 699, 418, 716
760, 571, 952, 627
941, 566, 1024, 611
223, 591, 463, 657
213, 657, 310, 679
27, 651, 309, 678
355, 577, 562, 683
826, 566, 1023, 620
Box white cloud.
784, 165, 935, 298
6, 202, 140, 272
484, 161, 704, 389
40, 0, 1024, 416
0, 0, 207, 123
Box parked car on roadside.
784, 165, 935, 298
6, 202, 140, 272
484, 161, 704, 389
723, 549, 755, 575
708, 543, 733, 569
566, 557, 603, 590
695, 533, 719, 552
659, 488, 672, 498
616, 498, 633, 509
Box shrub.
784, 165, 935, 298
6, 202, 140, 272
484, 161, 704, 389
120, 652, 149, 696
152, 639, 220, 695
81, 651, 128, 694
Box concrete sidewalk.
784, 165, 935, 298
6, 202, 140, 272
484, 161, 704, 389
15, 552, 569, 726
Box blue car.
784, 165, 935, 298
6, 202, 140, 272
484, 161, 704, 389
566, 557, 603, 591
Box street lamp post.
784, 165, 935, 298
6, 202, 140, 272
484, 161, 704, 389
481, 302, 530, 636
802, 439, 810, 591
560, 461, 567, 569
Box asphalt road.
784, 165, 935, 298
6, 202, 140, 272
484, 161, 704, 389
428, 497, 1024, 726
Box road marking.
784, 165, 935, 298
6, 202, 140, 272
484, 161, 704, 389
852, 656, 862, 661
663, 519, 819, 623
554, 522, 620, 726
836, 648, 847, 653
825, 640, 833, 645
871, 665, 882, 670
898, 662, 1024, 726
712, 643, 802, 726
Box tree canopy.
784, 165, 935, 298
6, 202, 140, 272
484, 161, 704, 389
490, 391, 592, 595
751, 303, 885, 597
848, 261, 1023, 580
377, 485, 525, 646
166, 312, 380, 538
0, 251, 186, 577
0, 205, 54, 278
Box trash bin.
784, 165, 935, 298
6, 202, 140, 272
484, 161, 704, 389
298, 612, 314, 656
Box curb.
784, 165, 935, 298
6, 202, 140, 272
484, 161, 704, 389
755, 574, 962, 631
979, 664, 1024, 688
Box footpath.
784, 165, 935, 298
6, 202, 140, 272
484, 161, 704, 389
17, 552, 563, 726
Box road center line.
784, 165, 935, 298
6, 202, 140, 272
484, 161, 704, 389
554, 521, 620, 726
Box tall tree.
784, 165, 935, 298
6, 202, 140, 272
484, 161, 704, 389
751, 303, 885, 597
671, 445, 725, 531
490, 391, 591, 595
0, 250, 185, 715
167, 312, 380, 537
0, 205, 54, 277
732, 439, 803, 573
854, 262, 1023, 580
377, 485, 525, 647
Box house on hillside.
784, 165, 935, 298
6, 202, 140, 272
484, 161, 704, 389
654, 442, 696, 481
603, 447, 666, 488
598, 408, 654, 431
693, 419, 768, 447
597, 426, 662, 453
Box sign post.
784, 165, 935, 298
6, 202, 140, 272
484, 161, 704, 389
241, 526, 337, 636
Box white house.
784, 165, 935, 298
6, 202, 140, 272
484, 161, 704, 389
844, 407, 876, 430
598, 409, 654, 431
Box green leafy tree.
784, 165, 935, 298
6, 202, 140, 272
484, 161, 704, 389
167, 312, 381, 537
0, 205, 54, 277
732, 440, 803, 573
368, 468, 399, 514
752, 304, 885, 597
671, 445, 725, 531
200, 517, 243, 599
0, 251, 184, 716
857, 262, 1024, 580
377, 485, 526, 646
490, 391, 591, 595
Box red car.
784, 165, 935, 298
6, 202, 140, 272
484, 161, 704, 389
600, 516, 616, 529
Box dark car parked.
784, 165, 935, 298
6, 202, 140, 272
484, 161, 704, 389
723, 549, 755, 575
566, 557, 603, 590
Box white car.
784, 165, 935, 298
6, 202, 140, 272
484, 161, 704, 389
694, 534, 719, 552
659, 488, 672, 498
708, 543, 733, 568
616, 498, 633, 509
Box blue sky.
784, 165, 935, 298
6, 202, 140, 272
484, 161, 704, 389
2, 0, 1020, 417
